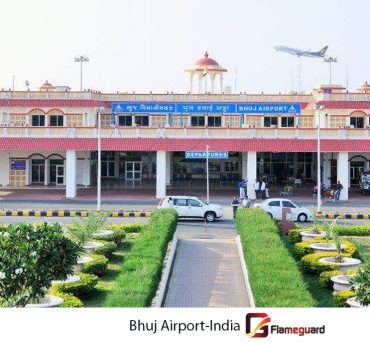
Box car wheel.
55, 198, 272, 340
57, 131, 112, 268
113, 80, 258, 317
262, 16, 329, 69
205, 211, 216, 222
297, 213, 307, 222
267, 212, 273, 219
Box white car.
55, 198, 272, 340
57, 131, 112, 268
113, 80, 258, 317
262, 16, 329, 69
253, 198, 312, 222
158, 196, 224, 222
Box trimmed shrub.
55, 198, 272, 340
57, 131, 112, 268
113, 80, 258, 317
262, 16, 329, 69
105, 223, 145, 234
94, 240, 117, 259
287, 228, 303, 243
333, 290, 356, 307
94, 229, 126, 246
235, 208, 316, 307
50, 287, 83, 308
294, 239, 356, 258
82, 254, 109, 276
104, 209, 177, 307
319, 269, 356, 288
300, 252, 352, 274
53, 273, 98, 298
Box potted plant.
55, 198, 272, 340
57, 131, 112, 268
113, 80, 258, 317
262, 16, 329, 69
69, 210, 108, 254
300, 211, 326, 241
318, 232, 361, 272
0, 223, 82, 307
347, 266, 370, 308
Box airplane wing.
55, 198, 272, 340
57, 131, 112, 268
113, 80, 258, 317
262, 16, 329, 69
275, 46, 302, 56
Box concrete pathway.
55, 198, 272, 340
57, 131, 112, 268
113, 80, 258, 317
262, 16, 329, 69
163, 209, 250, 307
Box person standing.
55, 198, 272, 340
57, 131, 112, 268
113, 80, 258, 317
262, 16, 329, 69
265, 178, 270, 198
238, 179, 247, 198
242, 196, 252, 208
231, 196, 240, 218
260, 179, 266, 199
254, 179, 260, 199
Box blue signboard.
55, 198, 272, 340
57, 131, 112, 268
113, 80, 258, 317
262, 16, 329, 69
10, 160, 26, 171
112, 102, 176, 114
112, 102, 301, 114
177, 103, 236, 114
185, 151, 229, 159
236, 103, 301, 114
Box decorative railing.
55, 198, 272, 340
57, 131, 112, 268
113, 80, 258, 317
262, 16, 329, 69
1, 126, 369, 140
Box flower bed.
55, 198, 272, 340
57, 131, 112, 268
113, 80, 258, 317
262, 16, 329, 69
294, 239, 356, 258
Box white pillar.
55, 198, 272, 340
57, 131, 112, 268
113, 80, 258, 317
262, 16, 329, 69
337, 152, 349, 200
82, 154, 91, 187
220, 74, 224, 94
66, 150, 77, 198
211, 74, 215, 94
44, 159, 49, 186
189, 73, 194, 94
156, 151, 167, 198
322, 153, 331, 186
198, 73, 203, 93
0, 151, 10, 186
242, 152, 248, 180
166, 152, 171, 186
247, 151, 257, 199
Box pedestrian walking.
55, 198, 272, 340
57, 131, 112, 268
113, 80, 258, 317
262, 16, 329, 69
231, 196, 240, 218
238, 179, 246, 198
334, 181, 343, 200
241, 196, 252, 208
254, 179, 260, 199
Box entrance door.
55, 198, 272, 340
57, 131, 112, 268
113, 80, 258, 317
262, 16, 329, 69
350, 161, 364, 186
125, 162, 141, 180
56, 165, 65, 186
31, 159, 45, 184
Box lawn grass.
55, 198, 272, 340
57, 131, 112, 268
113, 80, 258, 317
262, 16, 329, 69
236, 208, 332, 307
103, 209, 177, 307
83, 233, 140, 307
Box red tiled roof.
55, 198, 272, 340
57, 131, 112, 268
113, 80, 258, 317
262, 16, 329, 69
318, 101, 370, 110
1, 137, 369, 152
0, 99, 109, 108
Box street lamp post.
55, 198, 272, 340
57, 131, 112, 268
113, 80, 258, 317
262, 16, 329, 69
96, 106, 105, 211
74, 55, 89, 91
206, 145, 210, 204
324, 57, 338, 85
315, 104, 325, 213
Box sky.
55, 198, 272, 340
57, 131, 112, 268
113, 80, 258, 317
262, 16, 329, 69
0, 0, 369, 94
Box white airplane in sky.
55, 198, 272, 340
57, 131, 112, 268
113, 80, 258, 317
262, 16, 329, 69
275, 45, 328, 58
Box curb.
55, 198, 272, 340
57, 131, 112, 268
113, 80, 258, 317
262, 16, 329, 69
0, 210, 153, 218
318, 213, 370, 220
235, 235, 256, 308
155, 235, 179, 308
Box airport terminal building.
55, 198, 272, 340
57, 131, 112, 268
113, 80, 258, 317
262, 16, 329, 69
0, 53, 370, 200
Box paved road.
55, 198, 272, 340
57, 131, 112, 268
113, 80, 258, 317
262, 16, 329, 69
164, 208, 250, 307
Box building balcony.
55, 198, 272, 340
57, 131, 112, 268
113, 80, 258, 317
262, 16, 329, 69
1, 126, 369, 140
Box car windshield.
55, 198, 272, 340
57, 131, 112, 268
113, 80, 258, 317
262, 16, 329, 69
197, 198, 207, 206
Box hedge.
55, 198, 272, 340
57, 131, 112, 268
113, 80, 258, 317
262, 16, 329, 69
82, 254, 109, 276
294, 239, 356, 258
104, 209, 177, 307
52, 272, 98, 298
300, 252, 352, 274
319, 269, 356, 288
235, 208, 317, 307
333, 290, 356, 307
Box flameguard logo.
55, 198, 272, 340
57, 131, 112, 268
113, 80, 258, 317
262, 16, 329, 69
245, 313, 271, 338
245, 313, 326, 338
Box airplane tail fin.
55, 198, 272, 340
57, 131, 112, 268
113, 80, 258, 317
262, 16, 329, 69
319, 46, 328, 56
